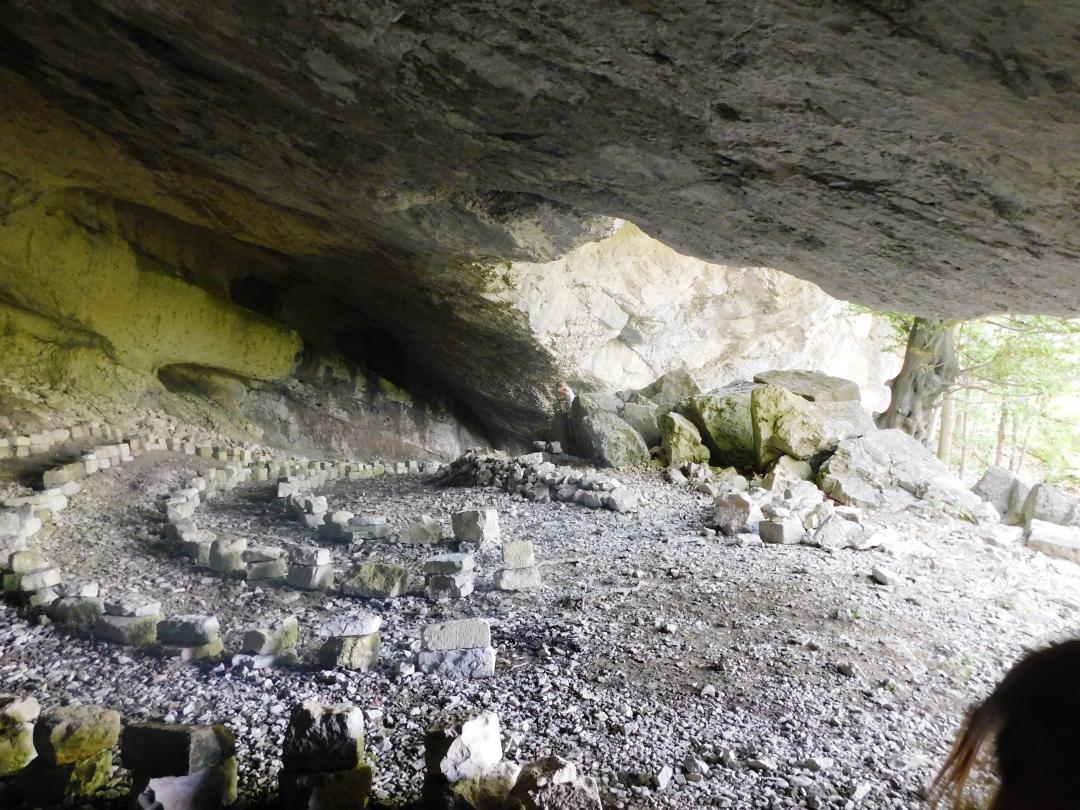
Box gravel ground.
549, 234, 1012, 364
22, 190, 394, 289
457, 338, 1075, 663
3, 451, 1080, 808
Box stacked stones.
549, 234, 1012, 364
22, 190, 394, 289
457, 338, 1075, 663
238, 615, 300, 668
452, 508, 501, 551
285, 492, 328, 529
241, 545, 287, 581
0, 505, 40, 561
122, 722, 237, 809
16, 704, 121, 803
286, 546, 334, 591
279, 702, 372, 810
96, 594, 162, 647
48, 581, 104, 630
423, 552, 475, 601
0, 695, 38, 779
209, 535, 247, 577
419, 618, 496, 679
341, 560, 409, 599
2, 548, 61, 609
433, 450, 640, 512
156, 614, 223, 661
0, 426, 79, 458
317, 612, 381, 671
493, 540, 542, 591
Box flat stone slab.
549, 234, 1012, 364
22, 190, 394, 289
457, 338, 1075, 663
95, 614, 160, 647
422, 553, 475, 575
104, 595, 162, 618
418, 647, 496, 679
156, 615, 220, 646
501, 540, 536, 569
421, 618, 492, 652
320, 612, 382, 638
341, 561, 409, 599
493, 566, 542, 591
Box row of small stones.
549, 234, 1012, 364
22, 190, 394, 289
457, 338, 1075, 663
160, 467, 538, 676
0, 434, 450, 668
436, 450, 641, 512
0, 696, 596, 809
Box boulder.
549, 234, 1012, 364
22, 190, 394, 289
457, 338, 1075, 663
121, 722, 236, 778
759, 516, 806, 545
509, 755, 603, 810
577, 410, 649, 469
619, 401, 660, 448
317, 634, 381, 672
713, 492, 761, 536
425, 711, 502, 785
452, 509, 502, 547
812, 515, 867, 550
678, 383, 757, 468
659, 412, 710, 466
33, 705, 121, 765
750, 384, 829, 469
636, 369, 701, 414
282, 702, 365, 774
1027, 520, 1080, 564
0, 695, 39, 777
818, 429, 981, 517
762, 456, 813, 490
340, 561, 409, 599
1022, 483, 1079, 528
400, 514, 442, 545
753, 369, 861, 402
973, 466, 1029, 520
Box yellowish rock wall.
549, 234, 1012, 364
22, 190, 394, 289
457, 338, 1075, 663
0, 187, 301, 394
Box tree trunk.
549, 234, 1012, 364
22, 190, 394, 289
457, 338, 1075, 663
1014, 402, 1037, 474
994, 402, 1009, 467
937, 391, 956, 465
959, 397, 971, 479
877, 318, 961, 444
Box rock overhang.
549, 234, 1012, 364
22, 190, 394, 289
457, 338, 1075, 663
0, 1, 1078, 442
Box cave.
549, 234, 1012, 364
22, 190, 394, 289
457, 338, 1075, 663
1, 3, 1078, 809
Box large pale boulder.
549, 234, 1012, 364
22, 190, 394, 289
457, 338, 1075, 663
577, 411, 649, 469
750, 384, 828, 469
619, 400, 660, 448
973, 466, 1030, 522
636, 369, 701, 415
659, 412, 710, 467
1022, 483, 1079, 529
818, 429, 982, 517
753, 370, 861, 402
679, 382, 757, 468
1027, 520, 1080, 564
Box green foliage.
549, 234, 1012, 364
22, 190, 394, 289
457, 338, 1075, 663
869, 308, 1080, 486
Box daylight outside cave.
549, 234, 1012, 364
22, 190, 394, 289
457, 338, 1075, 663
1, 4, 1080, 810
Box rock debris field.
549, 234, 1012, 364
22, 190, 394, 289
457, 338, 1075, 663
3, 447, 1080, 808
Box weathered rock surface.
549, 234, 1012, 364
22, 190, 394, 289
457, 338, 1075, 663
4, 2, 1076, 444
819, 430, 982, 517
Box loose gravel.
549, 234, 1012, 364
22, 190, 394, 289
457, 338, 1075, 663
3, 452, 1080, 808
